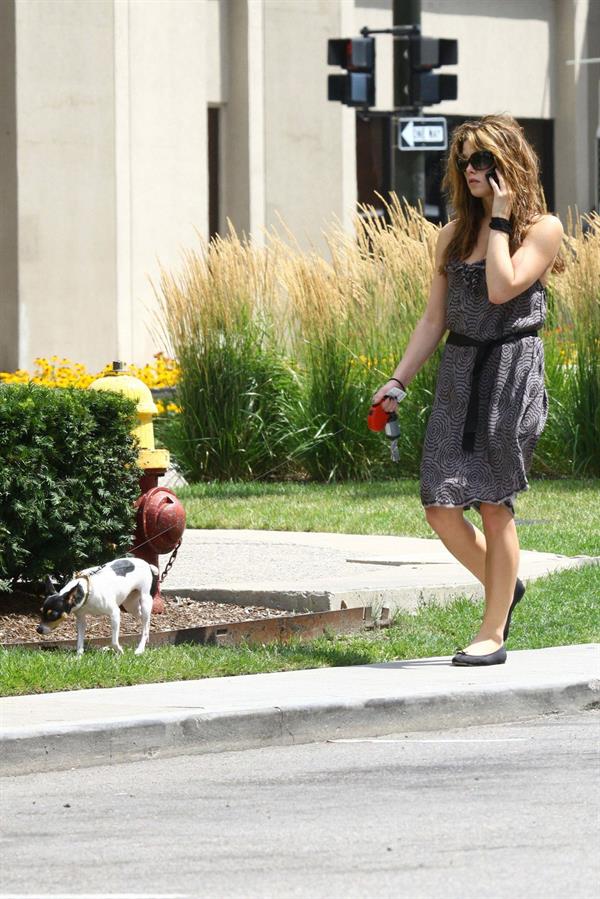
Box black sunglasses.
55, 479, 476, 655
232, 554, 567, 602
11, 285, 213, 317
456, 150, 495, 173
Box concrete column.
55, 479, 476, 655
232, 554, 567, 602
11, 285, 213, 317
221, 0, 266, 243
114, 0, 133, 364
586, 0, 600, 212
262, 0, 354, 252
223, 0, 251, 236
127, 0, 208, 364
14, 0, 117, 371
0, 0, 18, 371
248, 0, 266, 245
555, 0, 593, 217
3, 0, 213, 371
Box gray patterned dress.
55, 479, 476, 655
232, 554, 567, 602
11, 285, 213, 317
420, 258, 548, 514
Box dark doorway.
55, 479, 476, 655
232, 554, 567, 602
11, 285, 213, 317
356, 113, 393, 219
357, 112, 555, 224
425, 115, 555, 223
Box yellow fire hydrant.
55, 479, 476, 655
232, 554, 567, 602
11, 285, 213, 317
89, 361, 170, 472
89, 361, 185, 613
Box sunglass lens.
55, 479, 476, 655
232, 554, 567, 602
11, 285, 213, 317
472, 151, 494, 170
456, 150, 495, 172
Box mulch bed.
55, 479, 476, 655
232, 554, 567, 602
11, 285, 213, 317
0, 591, 291, 646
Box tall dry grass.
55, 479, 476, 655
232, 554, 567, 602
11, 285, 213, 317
156, 230, 300, 480
537, 211, 600, 475
156, 203, 599, 481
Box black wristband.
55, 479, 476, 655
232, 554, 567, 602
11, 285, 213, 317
389, 377, 406, 391
489, 217, 512, 234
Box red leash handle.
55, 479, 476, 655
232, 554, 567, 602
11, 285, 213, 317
367, 402, 390, 432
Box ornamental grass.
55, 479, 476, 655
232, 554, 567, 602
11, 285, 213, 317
536, 211, 600, 475
154, 201, 599, 481
3, 204, 597, 482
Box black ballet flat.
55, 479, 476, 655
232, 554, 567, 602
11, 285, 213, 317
452, 645, 507, 666
503, 578, 526, 641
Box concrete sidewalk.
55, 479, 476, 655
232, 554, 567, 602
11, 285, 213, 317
161, 529, 597, 613
2, 644, 599, 777
2, 529, 598, 777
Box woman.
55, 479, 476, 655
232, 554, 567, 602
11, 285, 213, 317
372, 114, 563, 666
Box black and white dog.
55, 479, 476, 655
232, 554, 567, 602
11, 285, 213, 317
37, 558, 158, 655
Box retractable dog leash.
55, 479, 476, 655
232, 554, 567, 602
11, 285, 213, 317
367, 385, 406, 462
73, 525, 182, 585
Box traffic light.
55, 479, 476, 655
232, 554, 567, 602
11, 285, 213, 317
396, 35, 458, 107
327, 37, 375, 108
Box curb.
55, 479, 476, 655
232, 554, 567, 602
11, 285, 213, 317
2, 676, 598, 778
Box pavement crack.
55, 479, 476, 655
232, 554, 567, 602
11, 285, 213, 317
274, 705, 296, 744
346, 559, 446, 566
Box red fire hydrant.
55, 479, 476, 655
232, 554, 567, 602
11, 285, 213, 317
133, 484, 186, 612
89, 362, 186, 613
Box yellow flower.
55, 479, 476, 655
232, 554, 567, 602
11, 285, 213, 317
0, 354, 180, 389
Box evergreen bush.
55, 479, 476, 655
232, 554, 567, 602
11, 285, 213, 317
0, 384, 140, 586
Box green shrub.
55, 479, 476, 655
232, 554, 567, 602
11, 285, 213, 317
0, 384, 140, 586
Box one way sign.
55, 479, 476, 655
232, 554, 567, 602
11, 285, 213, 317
398, 116, 448, 151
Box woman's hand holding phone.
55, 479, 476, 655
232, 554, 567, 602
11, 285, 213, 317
487, 167, 512, 219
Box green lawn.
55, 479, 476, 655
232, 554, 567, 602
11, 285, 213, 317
2, 478, 598, 697
179, 478, 600, 557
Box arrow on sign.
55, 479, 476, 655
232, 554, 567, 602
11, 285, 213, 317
401, 120, 416, 147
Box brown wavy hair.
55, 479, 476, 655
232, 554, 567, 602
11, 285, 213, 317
440, 114, 564, 273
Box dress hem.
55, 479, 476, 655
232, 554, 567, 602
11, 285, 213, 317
421, 483, 529, 512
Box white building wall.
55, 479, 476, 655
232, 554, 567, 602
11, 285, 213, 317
0, 0, 597, 372
554, 0, 598, 216
126, 0, 209, 365
0, 0, 18, 372
422, 0, 555, 119
262, 0, 354, 248
15, 0, 117, 371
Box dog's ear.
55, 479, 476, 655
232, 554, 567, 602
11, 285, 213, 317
63, 583, 84, 611
44, 576, 58, 597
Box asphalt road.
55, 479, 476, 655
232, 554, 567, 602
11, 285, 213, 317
1, 711, 598, 899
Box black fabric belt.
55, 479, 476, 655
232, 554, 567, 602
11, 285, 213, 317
446, 328, 539, 453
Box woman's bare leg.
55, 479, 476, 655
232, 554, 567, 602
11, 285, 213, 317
424, 506, 487, 583
464, 503, 519, 654
424, 503, 519, 655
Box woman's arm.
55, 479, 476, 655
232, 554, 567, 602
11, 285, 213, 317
372, 222, 452, 409
485, 173, 564, 304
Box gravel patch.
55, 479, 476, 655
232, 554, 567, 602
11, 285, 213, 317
0, 591, 291, 646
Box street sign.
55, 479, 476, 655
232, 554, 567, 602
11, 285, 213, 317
398, 116, 447, 151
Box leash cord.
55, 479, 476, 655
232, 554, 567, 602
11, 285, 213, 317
74, 522, 183, 582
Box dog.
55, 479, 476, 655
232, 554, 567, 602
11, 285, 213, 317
37, 557, 159, 655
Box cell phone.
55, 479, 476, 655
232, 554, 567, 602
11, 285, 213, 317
486, 168, 499, 186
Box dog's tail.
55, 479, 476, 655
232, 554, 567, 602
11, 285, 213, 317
150, 564, 159, 597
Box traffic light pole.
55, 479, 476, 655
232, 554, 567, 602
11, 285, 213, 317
392, 0, 424, 209
330, 7, 456, 216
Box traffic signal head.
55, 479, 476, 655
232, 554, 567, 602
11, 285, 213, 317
327, 37, 375, 108
396, 35, 458, 107
410, 37, 458, 70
